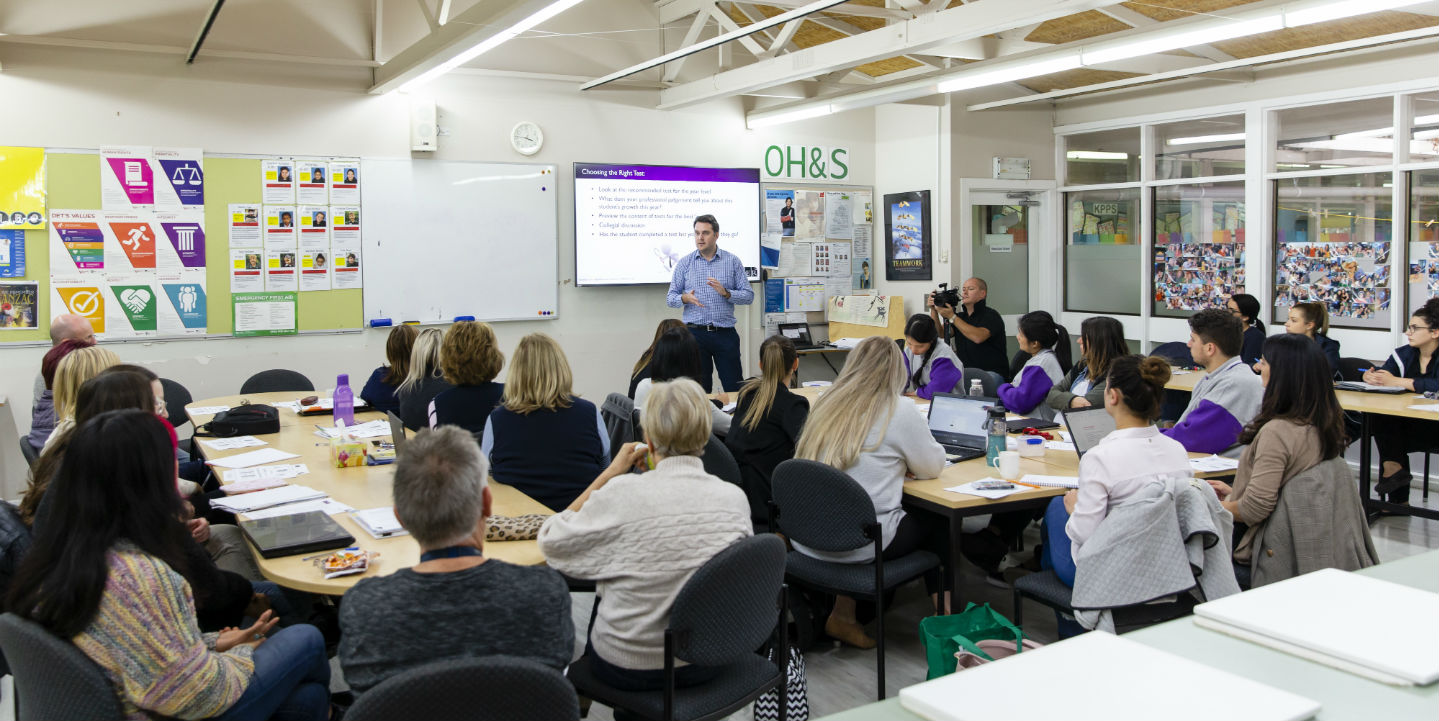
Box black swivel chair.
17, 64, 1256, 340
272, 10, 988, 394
239, 369, 315, 394
770, 459, 940, 701
159, 378, 195, 429
960, 368, 1001, 397
1337, 357, 1370, 383
0, 613, 124, 720
18, 435, 39, 468
1149, 341, 1194, 423
345, 655, 580, 721
702, 435, 742, 487
567, 535, 789, 721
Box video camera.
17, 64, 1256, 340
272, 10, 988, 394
931, 283, 960, 309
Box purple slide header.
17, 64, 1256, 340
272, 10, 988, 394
574, 163, 759, 184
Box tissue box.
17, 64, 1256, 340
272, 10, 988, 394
331, 438, 367, 468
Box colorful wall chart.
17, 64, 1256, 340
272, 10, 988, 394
1152, 202, 1246, 313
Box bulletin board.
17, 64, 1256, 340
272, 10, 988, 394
0, 151, 361, 343
759, 183, 875, 338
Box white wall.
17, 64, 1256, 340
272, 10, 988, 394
0, 44, 876, 451
872, 102, 951, 321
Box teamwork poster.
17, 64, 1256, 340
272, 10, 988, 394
229, 203, 262, 248
331, 246, 362, 289
154, 212, 207, 271
883, 190, 931, 281
158, 278, 207, 335
106, 279, 160, 336
264, 206, 297, 250
1, 229, 27, 277
1408, 242, 1439, 305
1274, 240, 1391, 326
103, 212, 160, 272
266, 250, 298, 291
297, 205, 329, 251
49, 210, 106, 277
0, 146, 47, 230
299, 250, 331, 291
296, 159, 329, 205
261, 159, 296, 204
1152, 204, 1245, 313
329, 162, 360, 205
152, 147, 205, 209
0, 281, 39, 330
231, 249, 264, 292
51, 282, 106, 334
100, 146, 155, 211
824, 192, 853, 239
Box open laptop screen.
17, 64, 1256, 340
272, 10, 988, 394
777, 323, 813, 346
927, 394, 991, 442
1063, 406, 1117, 458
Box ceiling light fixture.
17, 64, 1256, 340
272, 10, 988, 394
1067, 151, 1129, 160
747, 104, 835, 129
395, 0, 587, 94
1166, 133, 1248, 145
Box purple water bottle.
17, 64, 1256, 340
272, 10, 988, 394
333, 373, 355, 427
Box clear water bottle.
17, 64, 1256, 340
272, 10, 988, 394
986, 401, 1007, 467
333, 373, 355, 427
968, 378, 984, 397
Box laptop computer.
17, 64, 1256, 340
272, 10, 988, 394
1062, 406, 1117, 459
777, 322, 825, 351
926, 393, 992, 462
238, 510, 356, 559
387, 411, 408, 458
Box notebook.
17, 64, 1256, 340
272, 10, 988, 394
1061, 406, 1116, 459
1335, 381, 1406, 394
238, 511, 356, 559
1193, 568, 1439, 686
210, 484, 327, 514
353, 507, 409, 539
898, 631, 1321, 721
926, 393, 992, 462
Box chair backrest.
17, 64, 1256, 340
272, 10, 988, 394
1008, 350, 1031, 383
960, 368, 1000, 397
669, 534, 786, 667
600, 392, 636, 458
159, 378, 195, 428
18, 435, 39, 468
1149, 341, 1192, 367
345, 655, 579, 721
702, 434, 742, 486
1337, 357, 1370, 383
239, 369, 316, 394
0, 613, 125, 721
771, 459, 876, 552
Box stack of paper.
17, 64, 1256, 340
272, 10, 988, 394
211, 484, 326, 514
205, 448, 301, 469
199, 436, 267, 451
221, 463, 310, 490
944, 479, 1027, 500
313, 419, 391, 439
353, 507, 409, 539
829, 338, 864, 349
1190, 454, 1240, 473
242, 498, 354, 520
1406, 403, 1439, 414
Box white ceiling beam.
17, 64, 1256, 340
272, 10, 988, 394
767, 19, 804, 56
657, 0, 713, 23
662, 10, 712, 82
803, 13, 942, 69
414, 0, 440, 32
437, 0, 453, 25
373, 0, 384, 62
0, 33, 381, 67
370, 0, 570, 94
754, 0, 911, 19
659, 0, 1126, 109
710, 4, 772, 57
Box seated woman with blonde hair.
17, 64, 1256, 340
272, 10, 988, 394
43, 345, 121, 451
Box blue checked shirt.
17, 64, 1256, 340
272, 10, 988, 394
666, 248, 755, 327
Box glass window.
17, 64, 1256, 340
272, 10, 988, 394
1155, 115, 1245, 180
1410, 92, 1439, 163
1066, 188, 1141, 315
1065, 128, 1141, 185
1274, 172, 1393, 329
1276, 97, 1395, 171
1408, 168, 1439, 313
972, 204, 1029, 314
1152, 181, 1246, 318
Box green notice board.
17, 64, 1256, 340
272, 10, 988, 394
5, 152, 361, 343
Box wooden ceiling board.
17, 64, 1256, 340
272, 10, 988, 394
1210, 11, 1438, 58
1119, 0, 1266, 23
1019, 67, 1141, 93
1025, 10, 1131, 44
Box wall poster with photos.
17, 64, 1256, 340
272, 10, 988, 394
1152, 182, 1245, 317
1273, 175, 1393, 329
1408, 168, 1439, 312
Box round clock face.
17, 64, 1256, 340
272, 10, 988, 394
511, 122, 543, 156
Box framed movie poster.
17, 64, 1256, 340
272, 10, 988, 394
884, 190, 931, 281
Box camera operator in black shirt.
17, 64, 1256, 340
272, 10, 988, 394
928, 277, 1009, 379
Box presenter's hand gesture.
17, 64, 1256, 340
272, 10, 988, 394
706, 277, 730, 299
681, 290, 705, 307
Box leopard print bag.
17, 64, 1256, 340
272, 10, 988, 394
485, 514, 550, 542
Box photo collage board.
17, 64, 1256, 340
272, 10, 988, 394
1274, 206, 1393, 326
1153, 202, 1246, 313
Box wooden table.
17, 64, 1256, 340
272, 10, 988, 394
792, 386, 1228, 607
1163, 367, 1439, 520
187, 392, 550, 594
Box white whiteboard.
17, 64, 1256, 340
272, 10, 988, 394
361, 159, 558, 324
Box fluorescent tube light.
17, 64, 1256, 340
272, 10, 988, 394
1285, 0, 1431, 27
1167, 133, 1247, 145
937, 54, 1082, 94
746, 104, 834, 129
396, 0, 587, 93
1067, 151, 1129, 160
1083, 15, 1283, 65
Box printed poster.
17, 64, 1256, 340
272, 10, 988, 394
231, 249, 264, 292
264, 206, 297, 250
761, 231, 782, 269
328, 162, 360, 205
794, 191, 824, 240
158, 278, 207, 335
883, 190, 931, 281
329, 206, 360, 248
766, 189, 795, 238
827, 294, 889, 327
297, 205, 329, 251
51, 282, 106, 335
100, 146, 155, 211
824, 192, 854, 239
229, 203, 262, 248
0, 146, 47, 230
154, 212, 207, 271
106, 279, 159, 336
102, 212, 160, 273
0, 281, 39, 329
784, 277, 825, 313
1, 229, 27, 277
233, 292, 297, 337
266, 250, 298, 291
152, 147, 204, 209
299, 250, 331, 291
331, 246, 362, 289
49, 210, 106, 277
261, 159, 296, 205
764, 277, 785, 313
296, 159, 329, 205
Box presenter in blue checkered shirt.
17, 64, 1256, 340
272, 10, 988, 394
665, 214, 754, 392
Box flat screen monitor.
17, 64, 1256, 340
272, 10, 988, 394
574, 162, 761, 286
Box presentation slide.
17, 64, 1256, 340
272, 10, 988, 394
574, 163, 761, 286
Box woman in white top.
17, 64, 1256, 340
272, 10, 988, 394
632, 327, 731, 436
1042, 354, 1192, 587
792, 336, 946, 649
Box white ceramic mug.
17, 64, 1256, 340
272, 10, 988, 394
997, 450, 1021, 480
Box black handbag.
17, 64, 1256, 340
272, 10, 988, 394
199, 404, 280, 437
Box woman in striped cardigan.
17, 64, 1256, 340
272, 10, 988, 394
7, 410, 331, 721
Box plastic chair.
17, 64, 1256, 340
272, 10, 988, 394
345, 655, 579, 721
960, 368, 1000, 397
770, 459, 940, 701
239, 369, 315, 394
0, 613, 124, 720
159, 378, 195, 428
18, 435, 39, 468
1012, 570, 1195, 637
567, 535, 788, 721
702, 435, 742, 487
